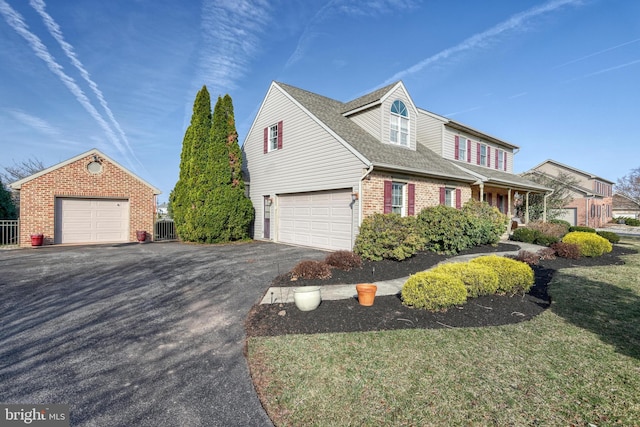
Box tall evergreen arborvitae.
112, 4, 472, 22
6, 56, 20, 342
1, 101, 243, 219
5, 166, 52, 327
171, 87, 253, 243
171, 86, 212, 241
0, 177, 17, 219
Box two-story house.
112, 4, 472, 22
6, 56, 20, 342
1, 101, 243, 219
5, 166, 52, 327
241, 81, 550, 251
526, 159, 614, 227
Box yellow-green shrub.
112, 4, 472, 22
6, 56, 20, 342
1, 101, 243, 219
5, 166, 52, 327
562, 231, 612, 257
470, 255, 534, 294
430, 262, 499, 298
401, 271, 467, 311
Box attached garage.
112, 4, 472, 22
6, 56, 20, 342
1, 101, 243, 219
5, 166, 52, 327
278, 190, 353, 251
55, 198, 130, 244
10, 148, 160, 247
552, 208, 577, 226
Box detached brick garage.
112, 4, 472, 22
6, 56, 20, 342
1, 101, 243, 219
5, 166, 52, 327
10, 148, 161, 247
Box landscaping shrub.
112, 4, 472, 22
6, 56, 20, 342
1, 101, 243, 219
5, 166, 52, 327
534, 234, 560, 247
290, 260, 332, 280
513, 250, 540, 266
510, 227, 541, 244
596, 230, 621, 244
417, 205, 471, 254
461, 200, 509, 246
470, 255, 535, 295
527, 221, 568, 239
551, 242, 581, 259
569, 226, 596, 233
324, 250, 363, 271
562, 231, 612, 257
616, 217, 640, 226
401, 271, 467, 311
537, 247, 557, 260
430, 262, 499, 298
549, 219, 572, 231
354, 213, 425, 261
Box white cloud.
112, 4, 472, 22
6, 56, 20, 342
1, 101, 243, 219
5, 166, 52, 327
285, 0, 419, 68
7, 108, 61, 138
196, 0, 271, 97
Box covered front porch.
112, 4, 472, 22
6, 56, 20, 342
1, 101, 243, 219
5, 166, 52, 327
453, 162, 552, 225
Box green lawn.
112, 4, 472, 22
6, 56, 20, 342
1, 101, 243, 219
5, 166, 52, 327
247, 238, 640, 426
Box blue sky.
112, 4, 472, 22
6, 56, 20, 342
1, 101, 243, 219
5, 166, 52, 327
1, 0, 638, 201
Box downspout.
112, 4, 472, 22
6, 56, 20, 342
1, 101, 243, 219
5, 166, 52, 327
357, 164, 375, 244
543, 189, 554, 223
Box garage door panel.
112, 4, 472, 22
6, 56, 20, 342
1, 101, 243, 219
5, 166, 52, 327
278, 190, 353, 251
56, 198, 129, 244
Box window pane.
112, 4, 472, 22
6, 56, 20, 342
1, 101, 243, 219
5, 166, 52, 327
392, 183, 403, 214
445, 189, 452, 206
269, 125, 278, 150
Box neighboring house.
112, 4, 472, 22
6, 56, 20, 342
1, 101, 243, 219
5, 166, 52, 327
10, 148, 161, 246
526, 159, 614, 227
613, 193, 640, 219
241, 81, 549, 251
157, 202, 170, 218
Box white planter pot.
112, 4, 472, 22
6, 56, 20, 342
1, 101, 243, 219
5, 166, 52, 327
293, 286, 322, 311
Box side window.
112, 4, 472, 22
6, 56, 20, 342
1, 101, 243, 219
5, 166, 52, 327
263, 121, 283, 153
269, 125, 278, 151
390, 100, 409, 146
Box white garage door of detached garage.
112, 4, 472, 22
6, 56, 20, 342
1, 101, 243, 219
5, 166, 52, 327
55, 198, 129, 244
278, 190, 353, 251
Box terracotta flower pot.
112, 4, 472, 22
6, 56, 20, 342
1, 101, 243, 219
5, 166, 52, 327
356, 284, 377, 306
136, 230, 147, 242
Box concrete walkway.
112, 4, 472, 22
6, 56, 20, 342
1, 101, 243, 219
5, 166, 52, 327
260, 241, 545, 305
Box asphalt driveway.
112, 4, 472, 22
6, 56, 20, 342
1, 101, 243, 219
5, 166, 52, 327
0, 241, 325, 426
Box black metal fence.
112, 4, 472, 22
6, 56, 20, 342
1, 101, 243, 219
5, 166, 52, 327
0, 220, 19, 246
154, 219, 177, 241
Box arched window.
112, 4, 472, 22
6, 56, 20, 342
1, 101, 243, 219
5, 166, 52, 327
390, 100, 409, 146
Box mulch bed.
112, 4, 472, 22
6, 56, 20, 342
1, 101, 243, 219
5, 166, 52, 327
245, 243, 637, 337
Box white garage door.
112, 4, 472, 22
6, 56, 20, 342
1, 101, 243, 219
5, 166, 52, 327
278, 190, 353, 251
552, 208, 577, 226
55, 198, 129, 244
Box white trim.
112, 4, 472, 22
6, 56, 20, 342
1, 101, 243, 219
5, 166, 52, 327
9, 148, 161, 194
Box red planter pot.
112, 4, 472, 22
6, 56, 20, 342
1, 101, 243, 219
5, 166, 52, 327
30, 234, 44, 247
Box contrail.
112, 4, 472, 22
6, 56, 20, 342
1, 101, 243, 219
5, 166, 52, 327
29, 0, 140, 166
0, 0, 132, 166
553, 37, 640, 69
376, 0, 583, 88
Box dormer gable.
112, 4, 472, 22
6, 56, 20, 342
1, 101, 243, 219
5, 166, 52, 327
343, 81, 419, 151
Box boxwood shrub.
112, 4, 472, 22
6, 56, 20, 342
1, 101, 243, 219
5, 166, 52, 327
596, 230, 621, 244
354, 213, 425, 261
510, 227, 541, 244
401, 271, 467, 311
470, 255, 535, 295
417, 205, 473, 254
461, 200, 509, 246
569, 226, 596, 233
430, 262, 499, 298
562, 231, 612, 257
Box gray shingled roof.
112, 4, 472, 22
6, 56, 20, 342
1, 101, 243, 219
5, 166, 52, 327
341, 81, 399, 114
452, 161, 551, 192
276, 82, 476, 182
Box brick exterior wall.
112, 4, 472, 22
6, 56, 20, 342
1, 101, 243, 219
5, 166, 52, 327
564, 197, 613, 228
18, 153, 157, 246
362, 172, 472, 217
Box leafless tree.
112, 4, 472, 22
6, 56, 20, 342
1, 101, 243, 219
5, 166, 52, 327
616, 167, 640, 204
